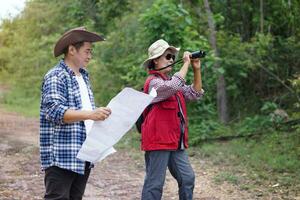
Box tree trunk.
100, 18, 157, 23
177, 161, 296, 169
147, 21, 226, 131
203, 0, 229, 123
226, 0, 232, 30
260, 0, 264, 33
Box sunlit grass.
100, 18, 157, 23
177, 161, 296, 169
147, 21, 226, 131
0, 87, 40, 117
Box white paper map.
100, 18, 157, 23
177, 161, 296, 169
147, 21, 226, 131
77, 87, 156, 163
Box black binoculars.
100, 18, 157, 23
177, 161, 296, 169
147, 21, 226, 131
154, 49, 206, 71
190, 50, 206, 59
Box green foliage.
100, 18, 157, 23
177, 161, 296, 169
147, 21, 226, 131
260, 101, 278, 114
140, 0, 192, 46
188, 118, 227, 144
236, 115, 272, 135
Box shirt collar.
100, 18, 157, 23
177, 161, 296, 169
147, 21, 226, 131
59, 59, 89, 77
148, 70, 169, 80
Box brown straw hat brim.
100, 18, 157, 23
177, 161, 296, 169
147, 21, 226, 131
54, 27, 105, 57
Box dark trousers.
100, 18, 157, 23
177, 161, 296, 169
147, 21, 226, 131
142, 150, 195, 200
44, 163, 91, 200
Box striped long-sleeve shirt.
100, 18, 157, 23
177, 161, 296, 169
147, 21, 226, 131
148, 72, 204, 103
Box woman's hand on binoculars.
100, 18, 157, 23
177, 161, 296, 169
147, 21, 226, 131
183, 51, 201, 69
183, 51, 191, 65
191, 58, 201, 70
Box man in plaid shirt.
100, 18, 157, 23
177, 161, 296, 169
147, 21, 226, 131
40, 27, 111, 200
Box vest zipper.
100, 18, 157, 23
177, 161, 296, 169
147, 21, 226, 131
175, 94, 185, 150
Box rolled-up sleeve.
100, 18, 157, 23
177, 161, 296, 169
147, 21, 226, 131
181, 84, 204, 101
42, 75, 69, 124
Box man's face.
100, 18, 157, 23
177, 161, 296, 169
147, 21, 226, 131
73, 42, 93, 68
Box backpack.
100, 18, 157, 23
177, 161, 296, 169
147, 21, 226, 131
135, 75, 157, 133
135, 104, 153, 133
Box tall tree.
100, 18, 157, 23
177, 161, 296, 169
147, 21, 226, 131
203, 0, 229, 123
260, 0, 264, 33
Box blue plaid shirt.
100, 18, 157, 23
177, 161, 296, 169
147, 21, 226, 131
40, 60, 95, 174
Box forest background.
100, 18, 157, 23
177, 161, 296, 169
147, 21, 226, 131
0, 0, 299, 197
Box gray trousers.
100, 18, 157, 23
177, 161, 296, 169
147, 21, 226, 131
141, 150, 195, 200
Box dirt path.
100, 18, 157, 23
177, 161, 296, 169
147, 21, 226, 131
0, 108, 259, 200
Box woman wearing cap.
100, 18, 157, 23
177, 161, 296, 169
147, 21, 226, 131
141, 39, 204, 200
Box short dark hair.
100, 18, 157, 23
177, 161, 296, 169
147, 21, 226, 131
62, 41, 85, 56
148, 60, 155, 70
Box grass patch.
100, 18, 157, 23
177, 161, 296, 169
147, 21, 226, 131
0, 87, 40, 117
194, 129, 300, 196
214, 172, 240, 185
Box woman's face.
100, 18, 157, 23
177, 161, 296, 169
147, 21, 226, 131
153, 49, 176, 74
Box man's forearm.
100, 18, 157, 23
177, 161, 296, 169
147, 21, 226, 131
63, 109, 91, 123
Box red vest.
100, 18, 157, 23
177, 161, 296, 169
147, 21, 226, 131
141, 71, 189, 151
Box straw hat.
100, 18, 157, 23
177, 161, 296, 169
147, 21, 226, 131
142, 39, 180, 68
54, 26, 105, 57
